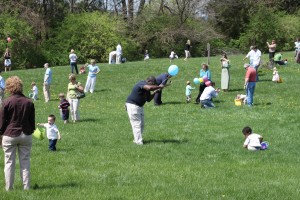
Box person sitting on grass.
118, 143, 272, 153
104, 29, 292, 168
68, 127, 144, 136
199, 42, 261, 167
274, 52, 287, 66
242, 126, 263, 151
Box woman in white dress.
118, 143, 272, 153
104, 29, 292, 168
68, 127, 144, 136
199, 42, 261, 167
220, 53, 230, 92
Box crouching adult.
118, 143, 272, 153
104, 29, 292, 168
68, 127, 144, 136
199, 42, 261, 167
200, 81, 220, 108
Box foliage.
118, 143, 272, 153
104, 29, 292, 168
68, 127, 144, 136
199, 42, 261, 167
132, 7, 221, 59
0, 13, 44, 69
237, 7, 300, 53
206, 0, 251, 39
41, 12, 139, 65
0, 0, 299, 67
1, 52, 300, 199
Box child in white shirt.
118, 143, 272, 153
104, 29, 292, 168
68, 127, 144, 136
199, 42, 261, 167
272, 67, 280, 82
37, 114, 61, 151
29, 82, 38, 101
242, 126, 263, 151
144, 50, 150, 61
185, 81, 195, 103
169, 49, 178, 62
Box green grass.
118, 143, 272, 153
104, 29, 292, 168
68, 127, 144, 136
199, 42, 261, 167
1, 52, 300, 199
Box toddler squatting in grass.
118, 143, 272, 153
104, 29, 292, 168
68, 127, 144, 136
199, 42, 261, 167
242, 126, 267, 151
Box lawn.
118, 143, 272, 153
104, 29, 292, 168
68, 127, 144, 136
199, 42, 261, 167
1, 52, 299, 199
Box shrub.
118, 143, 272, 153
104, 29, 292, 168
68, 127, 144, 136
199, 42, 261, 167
41, 12, 139, 65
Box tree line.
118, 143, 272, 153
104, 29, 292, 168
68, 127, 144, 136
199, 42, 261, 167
0, 0, 299, 69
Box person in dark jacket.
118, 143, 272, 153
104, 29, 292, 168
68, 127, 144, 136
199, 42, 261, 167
0, 76, 35, 191
154, 73, 172, 106
126, 76, 164, 145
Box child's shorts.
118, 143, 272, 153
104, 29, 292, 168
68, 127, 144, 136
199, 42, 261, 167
60, 109, 69, 120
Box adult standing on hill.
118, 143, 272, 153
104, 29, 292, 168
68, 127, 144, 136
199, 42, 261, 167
43, 63, 52, 103
116, 43, 122, 64
69, 49, 78, 74
220, 53, 230, 92
266, 40, 276, 62
125, 76, 164, 145
84, 59, 100, 93
184, 39, 191, 61
0, 76, 35, 191
244, 64, 257, 107
154, 72, 172, 106
295, 38, 300, 63
4, 48, 12, 72
67, 74, 84, 123
243, 45, 261, 81
294, 37, 300, 58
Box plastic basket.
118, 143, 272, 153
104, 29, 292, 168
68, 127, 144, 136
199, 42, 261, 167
235, 99, 242, 106
33, 127, 46, 140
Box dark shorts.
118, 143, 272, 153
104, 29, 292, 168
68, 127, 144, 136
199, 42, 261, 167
61, 109, 69, 120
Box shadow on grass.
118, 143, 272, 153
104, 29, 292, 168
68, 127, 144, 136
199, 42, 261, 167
254, 102, 272, 106
32, 182, 78, 190
144, 138, 188, 144
79, 118, 100, 122
228, 88, 244, 92
163, 101, 185, 105
97, 88, 112, 92
257, 79, 272, 82
212, 99, 225, 103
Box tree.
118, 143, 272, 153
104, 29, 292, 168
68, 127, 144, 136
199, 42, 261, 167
41, 12, 139, 65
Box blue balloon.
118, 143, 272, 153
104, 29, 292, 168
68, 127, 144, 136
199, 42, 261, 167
168, 65, 179, 76
193, 78, 200, 84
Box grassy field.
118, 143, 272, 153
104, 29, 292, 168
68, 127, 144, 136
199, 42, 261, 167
1, 52, 299, 199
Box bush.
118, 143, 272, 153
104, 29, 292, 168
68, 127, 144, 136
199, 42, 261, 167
0, 13, 43, 69
236, 8, 300, 53
41, 12, 139, 65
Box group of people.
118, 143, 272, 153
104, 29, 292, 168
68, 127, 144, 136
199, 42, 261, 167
0, 49, 103, 190
1, 37, 298, 191
145, 39, 192, 62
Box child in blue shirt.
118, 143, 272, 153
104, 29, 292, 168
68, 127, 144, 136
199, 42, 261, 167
185, 81, 195, 103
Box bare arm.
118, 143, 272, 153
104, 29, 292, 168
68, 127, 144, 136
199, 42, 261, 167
58, 131, 61, 140
76, 84, 84, 93
244, 77, 249, 89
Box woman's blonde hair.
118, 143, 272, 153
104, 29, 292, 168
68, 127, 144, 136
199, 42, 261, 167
6, 76, 23, 94
90, 59, 96, 64
69, 73, 76, 81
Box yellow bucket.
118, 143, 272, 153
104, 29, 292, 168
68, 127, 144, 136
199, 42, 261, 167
235, 99, 242, 106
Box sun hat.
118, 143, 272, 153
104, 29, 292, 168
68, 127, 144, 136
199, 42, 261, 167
205, 81, 212, 86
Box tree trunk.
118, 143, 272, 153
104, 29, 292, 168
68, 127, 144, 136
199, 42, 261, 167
121, 0, 127, 20
137, 0, 145, 15
128, 0, 134, 21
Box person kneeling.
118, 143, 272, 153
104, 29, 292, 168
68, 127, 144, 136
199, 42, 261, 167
199, 81, 220, 108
